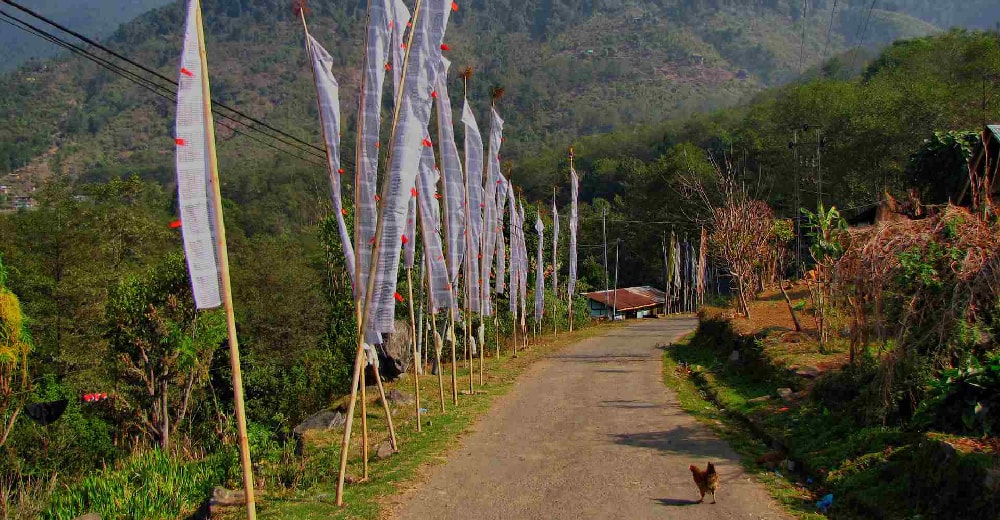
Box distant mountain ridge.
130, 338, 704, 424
0, 0, 996, 201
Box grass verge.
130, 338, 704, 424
661, 333, 826, 520
662, 324, 999, 520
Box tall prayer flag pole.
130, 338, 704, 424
176, 0, 256, 516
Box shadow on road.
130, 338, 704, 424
611, 426, 735, 462
549, 353, 648, 363
599, 399, 662, 409
654, 497, 701, 507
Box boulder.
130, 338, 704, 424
210, 487, 247, 514
795, 366, 820, 379
776, 388, 794, 401
376, 440, 395, 460
293, 410, 346, 436
748, 395, 771, 403
386, 389, 414, 405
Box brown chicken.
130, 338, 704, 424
689, 462, 720, 503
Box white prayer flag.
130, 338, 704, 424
175, 0, 221, 310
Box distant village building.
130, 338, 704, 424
12, 196, 36, 210
582, 286, 666, 320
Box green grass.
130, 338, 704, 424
661, 334, 827, 520
222, 324, 618, 519
662, 326, 999, 520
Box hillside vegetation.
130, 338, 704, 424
0, 0, 951, 183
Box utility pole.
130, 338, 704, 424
791, 130, 801, 276
816, 129, 824, 208
602, 207, 610, 320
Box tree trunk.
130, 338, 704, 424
779, 282, 802, 332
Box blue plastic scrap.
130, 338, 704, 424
816, 493, 834, 512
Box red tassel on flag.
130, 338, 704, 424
374, 195, 381, 202
180, 67, 194, 77
422, 138, 433, 147
342, 209, 348, 216
411, 187, 418, 197
452, 1, 459, 11
402, 235, 410, 245
431, 91, 438, 98
394, 292, 404, 302
175, 138, 186, 146
169, 220, 182, 229
337, 168, 345, 174
434, 193, 442, 199
385, 62, 392, 71
440, 43, 451, 51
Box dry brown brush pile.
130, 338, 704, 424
827, 205, 1000, 428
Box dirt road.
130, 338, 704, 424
391, 317, 790, 519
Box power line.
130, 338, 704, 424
822, 0, 840, 62
1, 0, 329, 160
848, 0, 878, 72
2, 12, 327, 168
0, 2, 333, 169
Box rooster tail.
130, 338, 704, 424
706, 462, 717, 475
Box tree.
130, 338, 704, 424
801, 204, 846, 351
105, 253, 225, 449
0, 254, 31, 448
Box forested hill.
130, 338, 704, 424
0, 0, 960, 188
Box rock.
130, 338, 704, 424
776, 388, 794, 401
728, 350, 741, 363
795, 366, 820, 379
785, 459, 796, 472
376, 440, 395, 459
210, 487, 247, 512
293, 410, 346, 436
73, 515, 101, 520
748, 395, 771, 403
386, 389, 414, 405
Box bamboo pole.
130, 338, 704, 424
449, 307, 458, 404
360, 361, 369, 480
406, 268, 421, 432
467, 308, 474, 394
568, 148, 575, 332
195, 2, 255, 517
337, 0, 374, 502
433, 307, 446, 414
512, 299, 518, 357
300, 2, 374, 485
337, 0, 422, 504
553, 186, 558, 337
458, 70, 478, 396
478, 316, 484, 386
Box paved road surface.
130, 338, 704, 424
391, 317, 790, 520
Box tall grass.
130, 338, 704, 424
44, 448, 235, 520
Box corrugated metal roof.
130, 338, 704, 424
987, 125, 1000, 142
582, 286, 665, 312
